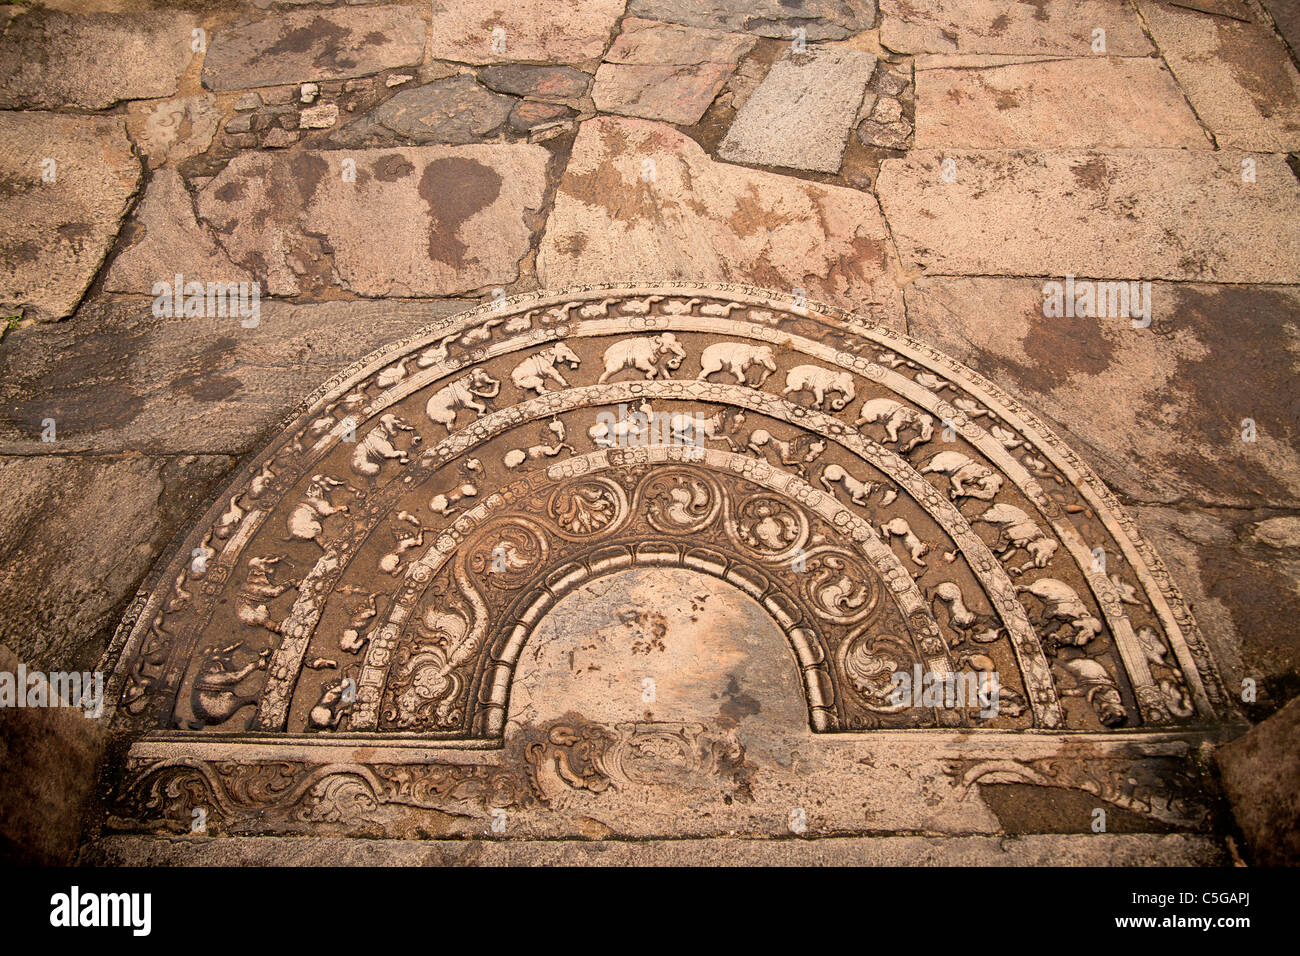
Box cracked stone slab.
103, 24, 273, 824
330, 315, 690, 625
195, 144, 549, 297
426, 0, 625, 64
914, 57, 1207, 148
879, 0, 1153, 55
905, 277, 1300, 507
330, 76, 514, 146
202, 7, 427, 91
536, 117, 904, 320
877, 150, 1300, 283
0, 112, 142, 323
627, 0, 876, 39
0, 454, 234, 672
104, 169, 253, 294
593, 18, 756, 126
0, 8, 197, 109
0, 297, 465, 456
718, 48, 878, 173
1138, 1, 1300, 152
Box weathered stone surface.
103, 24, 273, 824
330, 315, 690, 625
104, 170, 253, 295
1261, 0, 1300, 58
508, 100, 574, 133
124, 95, 222, 168
627, 0, 876, 40
427, 0, 625, 64
0, 112, 141, 323
0, 9, 196, 109
537, 118, 904, 317
478, 64, 591, 100
333, 76, 513, 145
905, 278, 1300, 506
1137, 506, 1299, 723
592, 18, 756, 126
195, 145, 548, 296
914, 57, 1207, 148
1217, 697, 1300, 865
0, 645, 108, 865
878, 151, 1300, 283
202, 7, 427, 91
0, 456, 233, 672
299, 103, 340, 129
1138, 1, 1300, 152
0, 297, 465, 456
81, 833, 1228, 866
879, 0, 1152, 55
718, 48, 878, 173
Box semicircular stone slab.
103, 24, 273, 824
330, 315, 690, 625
100, 285, 1240, 842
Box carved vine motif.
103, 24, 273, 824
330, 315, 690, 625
108, 717, 756, 838
103, 286, 1228, 748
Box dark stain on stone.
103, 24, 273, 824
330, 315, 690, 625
987, 298, 1116, 393
56, 222, 91, 247
417, 157, 501, 268
1069, 155, 1109, 192
1160, 285, 1300, 499
1018, 0, 1052, 24
213, 179, 244, 204
288, 151, 329, 201
371, 153, 414, 182
717, 673, 761, 727
183, 372, 241, 404
980, 783, 1179, 833
2, 239, 41, 264
1199, 536, 1300, 719
1212, 20, 1299, 121
265, 16, 354, 71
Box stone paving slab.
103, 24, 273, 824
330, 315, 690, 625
879, 0, 1153, 55
0, 297, 464, 456
202, 7, 427, 91
536, 117, 905, 320
427, 0, 625, 64
0, 453, 233, 671
626, 0, 876, 40
904, 277, 1300, 507
80, 833, 1228, 866
0, 111, 141, 323
718, 47, 878, 173
1261, 0, 1300, 57
0, 8, 197, 109
593, 18, 756, 126
1138, 1, 1300, 152
104, 169, 253, 294
1216, 696, 1300, 864
194, 144, 549, 297
914, 57, 1208, 148
330, 76, 515, 146
877, 150, 1300, 283
1138, 507, 1300, 724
